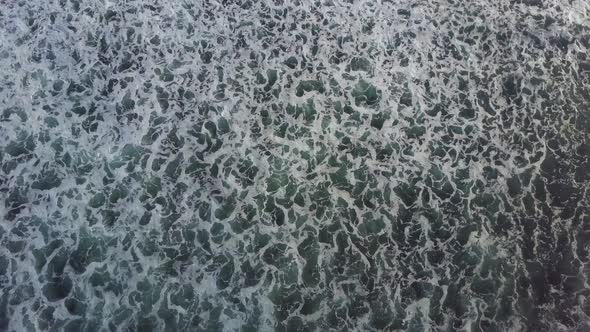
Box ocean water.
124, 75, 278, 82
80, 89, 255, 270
1, 0, 590, 331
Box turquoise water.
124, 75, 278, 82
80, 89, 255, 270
1, 0, 590, 331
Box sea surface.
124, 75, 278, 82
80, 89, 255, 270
1, 0, 590, 331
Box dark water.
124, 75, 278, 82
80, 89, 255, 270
1, 0, 590, 331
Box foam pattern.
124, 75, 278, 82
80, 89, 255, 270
1, 0, 590, 331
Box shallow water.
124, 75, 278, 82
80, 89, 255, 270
1, 0, 590, 331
